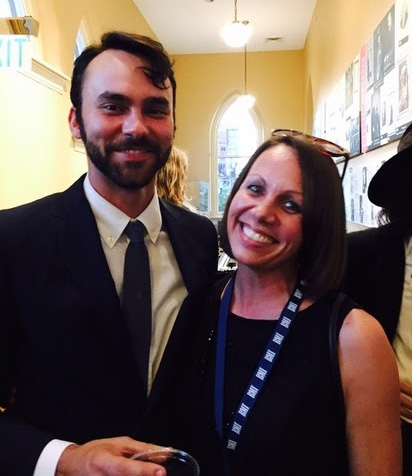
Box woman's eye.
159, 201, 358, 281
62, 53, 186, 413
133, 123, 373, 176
284, 200, 301, 213
247, 184, 263, 194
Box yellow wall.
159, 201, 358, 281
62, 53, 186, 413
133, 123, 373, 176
0, 0, 154, 209
305, 0, 395, 121
28, 0, 153, 76
0, 0, 399, 212
173, 50, 305, 181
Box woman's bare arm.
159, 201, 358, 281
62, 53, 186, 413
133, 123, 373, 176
339, 308, 402, 476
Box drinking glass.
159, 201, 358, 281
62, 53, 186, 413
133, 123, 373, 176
131, 448, 200, 476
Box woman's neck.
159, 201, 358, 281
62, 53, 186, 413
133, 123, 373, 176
231, 265, 298, 320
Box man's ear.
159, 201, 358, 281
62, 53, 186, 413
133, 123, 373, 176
68, 107, 82, 139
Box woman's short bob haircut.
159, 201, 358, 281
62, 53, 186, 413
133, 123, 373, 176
219, 135, 347, 299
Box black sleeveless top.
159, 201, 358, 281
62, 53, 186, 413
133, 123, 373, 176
150, 275, 358, 476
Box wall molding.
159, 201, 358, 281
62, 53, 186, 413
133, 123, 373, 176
19, 56, 70, 94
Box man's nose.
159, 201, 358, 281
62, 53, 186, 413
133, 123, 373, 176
122, 111, 149, 136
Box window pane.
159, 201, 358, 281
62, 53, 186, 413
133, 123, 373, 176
75, 28, 86, 59
0, 0, 12, 16
217, 101, 259, 213
0, 0, 25, 16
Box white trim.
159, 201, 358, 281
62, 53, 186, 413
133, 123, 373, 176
18, 56, 70, 94
75, 16, 91, 59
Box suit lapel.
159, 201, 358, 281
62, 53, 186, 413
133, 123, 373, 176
54, 177, 137, 363
147, 291, 201, 412
147, 203, 204, 408
160, 201, 210, 294
51, 191, 215, 409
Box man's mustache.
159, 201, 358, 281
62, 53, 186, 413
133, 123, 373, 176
106, 137, 161, 155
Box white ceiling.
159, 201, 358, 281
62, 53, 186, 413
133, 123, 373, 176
132, 0, 318, 54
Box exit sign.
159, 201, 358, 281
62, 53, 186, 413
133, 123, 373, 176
0, 35, 31, 69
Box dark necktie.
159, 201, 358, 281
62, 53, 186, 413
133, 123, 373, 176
122, 220, 152, 393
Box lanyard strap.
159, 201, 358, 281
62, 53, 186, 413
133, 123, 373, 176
214, 273, 304, 451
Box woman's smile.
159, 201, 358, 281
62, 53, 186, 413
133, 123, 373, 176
241, 223, 277, 245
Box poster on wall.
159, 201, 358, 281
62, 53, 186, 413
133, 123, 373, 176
396, 0, 412, 131
313, 102, 325, 138
325, 77, 345, 151
344, 56, 361, 155
313, 0, 412, 226
360, 0, 412, 151
316, 0, 412, 156
343, 162, 384, 227
322, 56, 361, 160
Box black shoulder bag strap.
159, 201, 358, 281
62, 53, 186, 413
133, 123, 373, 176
328, 292, 346, 419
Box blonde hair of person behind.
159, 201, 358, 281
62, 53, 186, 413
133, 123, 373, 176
156, 146, 194, 208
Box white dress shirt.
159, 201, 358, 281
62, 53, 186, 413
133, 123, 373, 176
34, 175, 187, 475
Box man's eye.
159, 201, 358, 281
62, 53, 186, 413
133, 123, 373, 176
146, 108, 169, 117
101, 104, 126, 113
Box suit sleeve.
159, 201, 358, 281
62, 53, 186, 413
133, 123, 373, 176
0, 221, 54, 475
202, 217, 219, 282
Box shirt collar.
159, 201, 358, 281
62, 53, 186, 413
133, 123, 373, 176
83, 174, 162, 248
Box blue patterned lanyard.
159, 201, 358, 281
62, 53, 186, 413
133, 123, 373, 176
214, 273, 305, 450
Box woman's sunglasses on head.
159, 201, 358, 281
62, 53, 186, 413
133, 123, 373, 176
271, 129, 350, 181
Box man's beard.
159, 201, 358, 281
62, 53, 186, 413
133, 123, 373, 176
78, 119, 171, 190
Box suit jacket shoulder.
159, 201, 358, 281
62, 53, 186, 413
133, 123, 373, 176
0, 176, 89, 241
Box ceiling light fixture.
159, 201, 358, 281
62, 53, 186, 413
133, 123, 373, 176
236, 43, 255, 109
221, 0, 252, 48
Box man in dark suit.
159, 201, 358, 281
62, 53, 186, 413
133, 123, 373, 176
346, 122, 412, 475
0, 31, 218, 475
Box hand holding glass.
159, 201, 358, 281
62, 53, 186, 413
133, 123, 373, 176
131, 448, 200, 476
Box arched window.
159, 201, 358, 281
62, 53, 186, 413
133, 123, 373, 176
0, 0, 25, 16
211, 94, 264, 216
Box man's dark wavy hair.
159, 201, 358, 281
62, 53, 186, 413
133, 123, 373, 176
70, 31, 176, 126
